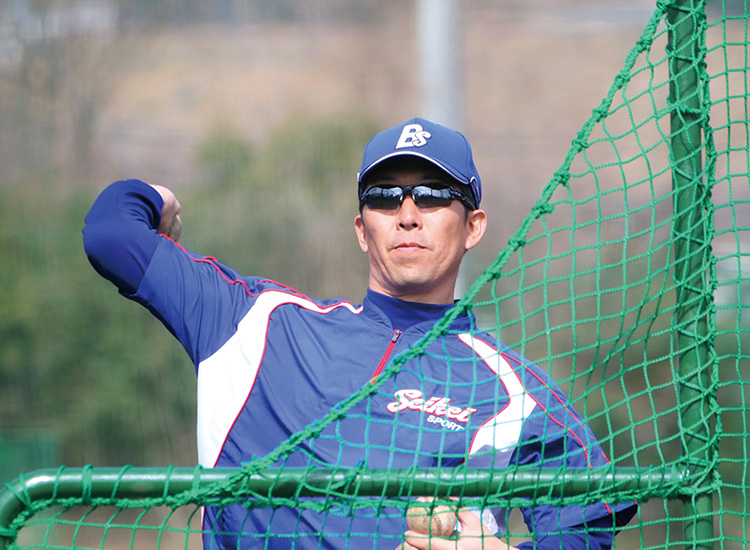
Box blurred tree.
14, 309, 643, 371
190, 115, 377, 301
0, 181, 196, 478
195, 120, 254, 189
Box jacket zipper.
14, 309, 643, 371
370, 329, 402, 383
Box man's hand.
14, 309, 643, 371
150, 184, 182, 241
403, 509, 517, 550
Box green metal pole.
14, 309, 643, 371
666, 0, 715, 549
0, 465, 687, 549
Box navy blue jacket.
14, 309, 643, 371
83, 180, 636, 549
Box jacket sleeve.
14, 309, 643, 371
515, 516, 615, 550
82, 179, 270, 367
466, 339, 637, 549
83, 179, 165, 295
509, 372, 638, 550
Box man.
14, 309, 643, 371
83, 117, 635, 549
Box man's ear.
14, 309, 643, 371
464, 208, 487, 251
354, 214, 369, 253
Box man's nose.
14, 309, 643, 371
398, 195, 421, 228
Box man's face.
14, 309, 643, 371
354, 157, 487, 304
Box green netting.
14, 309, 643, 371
2, 0, 749, 548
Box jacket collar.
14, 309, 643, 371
362, 288, 474, 332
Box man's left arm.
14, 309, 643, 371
513, 514, 617, 550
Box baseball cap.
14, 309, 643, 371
357, 117, 482, 208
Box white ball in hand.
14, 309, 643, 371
164, 214, 182, 242
406, 496, 457, 537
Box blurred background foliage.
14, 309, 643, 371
0, 112, 379, 472
5, 0, 739, 491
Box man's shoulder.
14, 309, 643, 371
243, 283, 365, 323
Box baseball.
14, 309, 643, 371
164, 213, 182, 242
406, 497, 457, 537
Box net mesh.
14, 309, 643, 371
2, 0, 749, 548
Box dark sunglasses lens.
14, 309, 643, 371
364, 187, 403, 209
411, 186, 454, 208
361, 184, 469, 210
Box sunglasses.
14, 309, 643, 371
359, 183, 476, 211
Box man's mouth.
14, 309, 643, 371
395, 242, 425, 251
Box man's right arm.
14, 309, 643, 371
83, 179, 177, 295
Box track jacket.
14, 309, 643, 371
83, 180, 636, 550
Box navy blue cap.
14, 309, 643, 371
357, 117, 482, 208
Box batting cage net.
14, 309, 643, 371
1, 0, 748, 548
